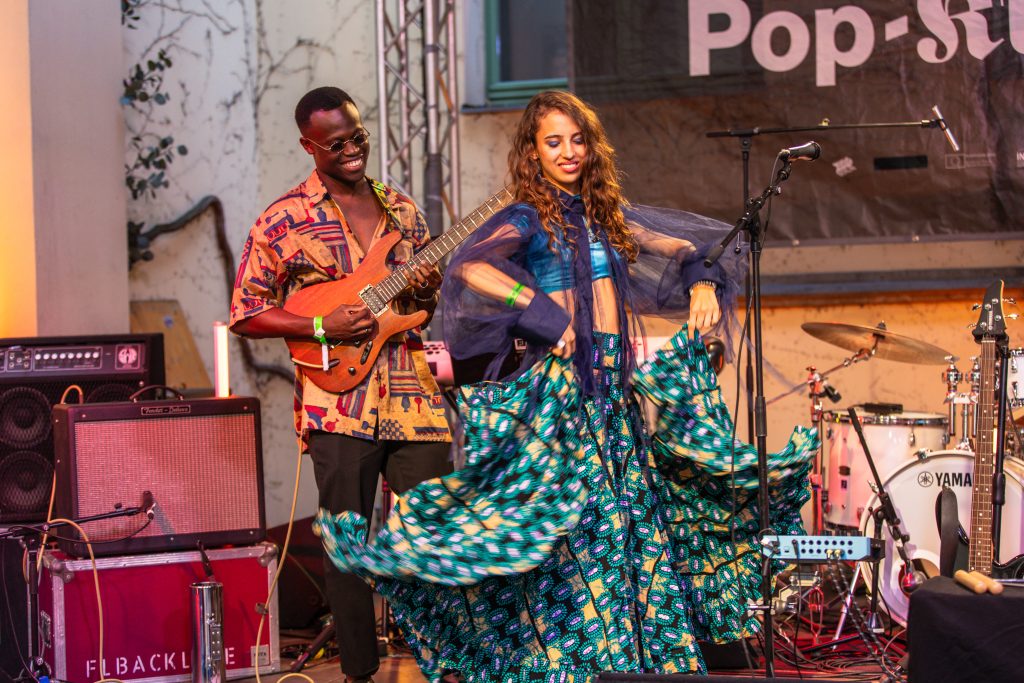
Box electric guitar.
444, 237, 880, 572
284, 186, 515, 393
965, 280, 1024, 578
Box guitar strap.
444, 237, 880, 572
935, 485, 961, 577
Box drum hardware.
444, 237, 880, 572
942, 355, 978, 450
769, 349, 868, 533
1008, 348, 1023, 409
832, 407, 922, 644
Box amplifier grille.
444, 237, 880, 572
70, 412, 260, 544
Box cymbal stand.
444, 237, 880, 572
767, 347, 874, 408
806, 366, 842, 534
943, 356, 977, 451
831, 506, 886, 643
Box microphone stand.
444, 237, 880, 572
706, 158, 799, 678
0, 498, 152, 680
706, 107, 959, 439
704, 110, 957, 677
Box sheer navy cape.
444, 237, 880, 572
441, 187, 747, 396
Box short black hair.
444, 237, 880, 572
294, 87, 356, 129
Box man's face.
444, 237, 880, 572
299, 102, 370, 186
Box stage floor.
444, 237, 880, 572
240, 633, 890, 683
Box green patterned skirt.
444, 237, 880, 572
315, 329, 816, 681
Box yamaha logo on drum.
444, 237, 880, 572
917, 471, 973, 488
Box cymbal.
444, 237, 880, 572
801, 322, 951, 365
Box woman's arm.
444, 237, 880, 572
631, 224, 721, 333
632, 223, 695, 259
455, 259, 576, 358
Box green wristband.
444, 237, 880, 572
506, 282, 525, 308
312, 315, 327, 344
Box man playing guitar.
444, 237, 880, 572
230, 87, 451, 683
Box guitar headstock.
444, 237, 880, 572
972, 280, 1007, 342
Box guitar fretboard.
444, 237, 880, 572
372, 187, 516, 302
969, 338, 997, 573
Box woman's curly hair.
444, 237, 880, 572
507, 90, 638, 262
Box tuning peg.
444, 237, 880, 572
1008, 313, 1020, 321
967, 323, 977, 329
1004, 297, 1017, 306
972, 303, 982, 311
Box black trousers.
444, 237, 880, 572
308, 432, 452, 679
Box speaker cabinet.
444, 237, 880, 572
51, 396, 265, 557
0, 532, 29, 678
0, 334, 164, 523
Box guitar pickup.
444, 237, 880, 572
358, 286, 388, 316
359, 340, 373, 364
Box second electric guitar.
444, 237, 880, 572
284, 186, 514, 393
965, 280, 1024, 578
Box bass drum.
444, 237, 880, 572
859, 450, 1024, 625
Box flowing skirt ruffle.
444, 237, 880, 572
315, 328, 815, 682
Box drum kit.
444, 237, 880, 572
775, 319, 1024, 626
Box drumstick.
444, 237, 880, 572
969, 570, 1004, 595
954, 569, 988, 593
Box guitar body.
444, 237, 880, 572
281, 186, 515, 394
283, 231, 428, 393
990, 555, 1024, 579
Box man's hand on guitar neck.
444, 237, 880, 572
400, 262, 443, 321
402, 262, 442, 299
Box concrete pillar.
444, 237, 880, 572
0, 0, 129, 337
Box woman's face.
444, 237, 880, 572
533, 109, 587, 194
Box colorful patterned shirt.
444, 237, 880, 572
230, 170, 451, 444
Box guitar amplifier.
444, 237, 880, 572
51, 397, 265, 557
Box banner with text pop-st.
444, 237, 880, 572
571, 0, 1024, 243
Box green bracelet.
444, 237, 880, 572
505, 282, 525, 308
312, 315, 327, 344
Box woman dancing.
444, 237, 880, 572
316, 90, 815, 682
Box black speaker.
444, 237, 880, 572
0, 334, 164, 523
0, 531, 29, 678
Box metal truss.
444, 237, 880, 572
375, 0, 461, 236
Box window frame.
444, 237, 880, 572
484, 0, 568, 105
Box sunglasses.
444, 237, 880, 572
305, 129, 370, 154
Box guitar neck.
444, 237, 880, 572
372, 187, 515, 303
969, 337, 997, 573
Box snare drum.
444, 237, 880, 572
860, 451, 1024, 625
824, 410, 948, 527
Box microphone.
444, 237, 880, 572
901, 565, 927, 593
142, 490, 156, 520
778, 141, 821, 162
822, 381, 842, 403
703, 336, 726, 376
931, 104, 960, 152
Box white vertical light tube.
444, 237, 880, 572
213, 321, 230, 397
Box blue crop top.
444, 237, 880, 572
525, 230, 618, 293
